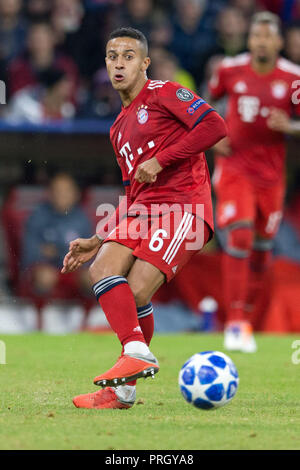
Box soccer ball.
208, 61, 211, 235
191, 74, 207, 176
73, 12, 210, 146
178, 351, 239, 410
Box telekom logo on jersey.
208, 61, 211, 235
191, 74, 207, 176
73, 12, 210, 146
119, 140, 156, 173
119, 142, 134, 173
95, 197, 206, 252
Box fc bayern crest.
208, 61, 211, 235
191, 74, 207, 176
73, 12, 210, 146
137, 105, 149, 124
176, 88, 194, 102
271, 81, 288, 99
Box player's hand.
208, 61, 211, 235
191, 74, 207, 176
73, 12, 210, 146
267, 108, 291, 133
134, 157, 163, 183
212, 137, 232, 157
61, 235, 103, 273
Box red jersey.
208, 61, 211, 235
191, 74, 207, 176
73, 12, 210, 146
110, 79, 217, 230
209, 53, 300, 185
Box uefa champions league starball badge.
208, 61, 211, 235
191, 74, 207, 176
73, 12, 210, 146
176, 88, 194, 102
137, 105, 149, 124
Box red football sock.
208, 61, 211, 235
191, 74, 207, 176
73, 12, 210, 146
93, 276, 146, 346
139, 313, 154, 346
247, 249, 272, 311
222, 253, 250, 323
250, 249, 272, 274
127, 305, 154, 386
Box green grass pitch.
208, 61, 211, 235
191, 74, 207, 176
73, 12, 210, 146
0, 332, 299, 450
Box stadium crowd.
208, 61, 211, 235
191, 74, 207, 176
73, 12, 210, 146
1, 0, 300, 121
0, 0, 300, 332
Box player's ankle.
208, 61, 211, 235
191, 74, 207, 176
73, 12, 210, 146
124, 341, 150, 356
115, 384, 136, 404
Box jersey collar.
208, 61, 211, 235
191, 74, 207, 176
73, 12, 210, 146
121, 79, 150, 111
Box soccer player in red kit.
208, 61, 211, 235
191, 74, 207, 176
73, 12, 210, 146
61, 27, 226, 409
208, 12, 300, 353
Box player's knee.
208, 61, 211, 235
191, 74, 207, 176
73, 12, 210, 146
226, 226, 254, 257
129, 281, 150, 307
88, 260, 115, 285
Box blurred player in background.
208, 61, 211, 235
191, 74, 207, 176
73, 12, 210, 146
209, 12, 300, 353
61, 27, 226, 409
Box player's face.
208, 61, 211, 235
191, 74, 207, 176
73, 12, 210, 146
105, 37, 150, 92
248, 23, 283, 63
50, 177, 79, 213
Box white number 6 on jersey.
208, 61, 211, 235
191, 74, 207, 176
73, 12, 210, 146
149, 229, 168, 252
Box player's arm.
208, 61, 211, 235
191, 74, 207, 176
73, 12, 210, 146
154, 110, 227, 169
61, 235, 102, 273
135, 112, 226, 182
208, 59, 228, 102
267, 107, 300, 136
62, 149, 132, 274
134, 83, 227, 182
61, 186, 132, 273
268, 76, 300, 136
206, 60, 233, 157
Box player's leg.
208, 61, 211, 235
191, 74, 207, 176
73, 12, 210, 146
95, 209, 212, 379
88, 240, 159, 388
89, 241, 146, 346
214, 163, 256, 352
220, 220, 254, 321
122, 263, 159, 388
219, 221, 258, 353
247, 183, 284, 323
74, 210, 211, 409
73, 236, 159, 409
129, 209, 212, 343
73, 257, 161, 410
245, 236, 273, 326
90, 259, 164, 400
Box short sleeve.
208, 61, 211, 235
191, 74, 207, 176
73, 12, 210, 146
208, 63, 227, 100
157, 81, 215, 130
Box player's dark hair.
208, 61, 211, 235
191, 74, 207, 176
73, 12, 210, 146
250, 11, 282, 35
108, 27, 148, 55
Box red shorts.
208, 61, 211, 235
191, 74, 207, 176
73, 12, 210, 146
213, 160, 285, 239
104, 210, 212, 282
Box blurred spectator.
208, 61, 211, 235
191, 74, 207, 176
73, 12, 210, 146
121, 0, 156, 38
51, 0, 112, 79
197, 7, 248, 97
51, 0, 84, 40
77, 67, 121, 118
285, 22, 300, 64
214, 7, 248, 57
20, 173, 92, 300
24, 0, 53, 21
149, 47, 197, 91
83, 0, 124, 7
5, 67, 75, 123
7, 22, 79, 98
230, 0, 258, 21
168, 0, 220, 85
259, 0, 300, 22
0, 0, 27, 64
119, 0, 171, 48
